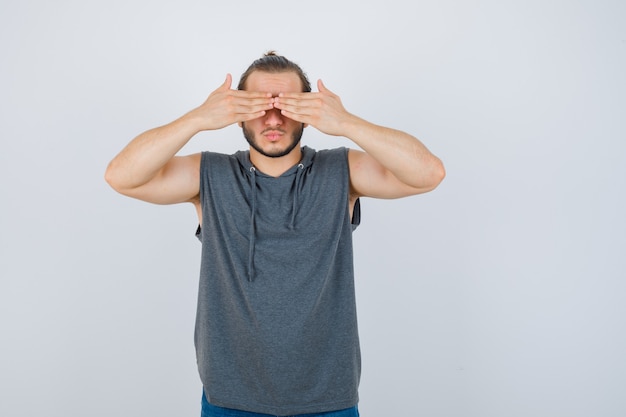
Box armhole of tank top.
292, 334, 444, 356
351, 198, 361, 231
195, 151, 208, 241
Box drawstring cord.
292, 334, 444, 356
247, 166, 257, 282
290, 163, 305, 230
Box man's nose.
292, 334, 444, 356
264, 107, 283, 125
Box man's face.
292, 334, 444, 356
240, 71, 306, 158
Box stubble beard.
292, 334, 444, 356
242, 123, 304, 158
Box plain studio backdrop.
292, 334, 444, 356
1, 1, 625, 416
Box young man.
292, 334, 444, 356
105, 52, 445, 417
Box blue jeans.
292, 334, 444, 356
201, 390, 359, 417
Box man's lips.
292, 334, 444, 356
263, 130, 285, 142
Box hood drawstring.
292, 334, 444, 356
290, 163, 305, 230
242, 148, 313, 282
247, 166, 257, 282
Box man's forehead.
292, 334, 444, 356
245, 71, 302, 93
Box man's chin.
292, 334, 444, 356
252, 141, 300, 158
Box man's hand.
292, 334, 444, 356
273, 79, 355, 137
190, 73, 275, 131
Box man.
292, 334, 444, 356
105, 52, 445, 417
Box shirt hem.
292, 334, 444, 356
204, 387, 359, 416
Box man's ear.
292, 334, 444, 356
238, 121, 243, 128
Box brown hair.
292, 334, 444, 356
237, 51, 311, 93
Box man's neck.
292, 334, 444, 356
249, 147, 303, 177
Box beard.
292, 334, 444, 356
242, 123, 304, 158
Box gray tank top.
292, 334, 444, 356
195, 146, 361, 415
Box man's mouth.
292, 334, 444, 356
263, 130, 285, 142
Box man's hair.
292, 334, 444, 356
237, 51, 311, 93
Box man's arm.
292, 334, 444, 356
104, 74, 274, 204
273, 80, 445, 200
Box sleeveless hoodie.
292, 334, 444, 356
195, 146, 361, 416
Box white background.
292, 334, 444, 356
1, 1, 625, 416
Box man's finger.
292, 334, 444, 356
220, 73, 232, 91
317, 79, 327, 93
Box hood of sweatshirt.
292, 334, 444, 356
234, 146, 316, 282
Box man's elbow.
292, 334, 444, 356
434, 159, 446, 186
424, 158, 445, 192
104, 162, 128, 194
